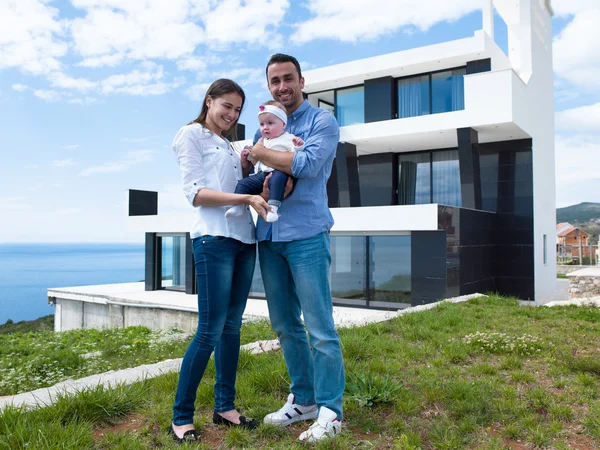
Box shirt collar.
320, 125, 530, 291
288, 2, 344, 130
288, 100, 310, 121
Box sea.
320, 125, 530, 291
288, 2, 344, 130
0, 243, 145, 324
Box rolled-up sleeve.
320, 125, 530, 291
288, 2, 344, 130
173, 133, 205, 206
291, 111, 339, 179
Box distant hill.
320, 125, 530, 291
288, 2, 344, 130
556, 202, 600, 224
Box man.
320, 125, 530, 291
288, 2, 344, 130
250, 53, 345, 443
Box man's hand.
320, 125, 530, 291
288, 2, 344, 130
292, 136, 304, 148
260, 173, 293, 203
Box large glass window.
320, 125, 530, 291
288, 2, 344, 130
431, 69, 465, 114
160, 235, 186, 290
359, 154, 395, 207
336, 86, 364, 126
369, 236, 411, 306
330, 236, 367, 305
398, 153, 431, 205
397, 75, 430, 118
432, 150, 462, 206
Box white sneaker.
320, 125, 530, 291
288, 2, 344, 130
298, 406, 342, 443
263, 394, 318, 426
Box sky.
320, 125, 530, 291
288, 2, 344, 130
1, 0, 599, 243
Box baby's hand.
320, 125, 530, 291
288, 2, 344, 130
242, 145, 255, 164
292, 137, 304, 147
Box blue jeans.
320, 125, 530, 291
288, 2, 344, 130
258, 232, 345, 419
233, 170, 292, 207
172, 235, 256, 426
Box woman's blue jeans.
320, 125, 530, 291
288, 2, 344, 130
258, 232, 345, 419
172, 235, 256, 426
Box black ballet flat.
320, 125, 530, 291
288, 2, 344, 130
168, 423, 199, 445
212, 411, 258, 430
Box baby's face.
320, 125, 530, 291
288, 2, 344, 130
259, 112, 286, 139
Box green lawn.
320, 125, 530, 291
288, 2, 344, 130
1, 296, 600, 449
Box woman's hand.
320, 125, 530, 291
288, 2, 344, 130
247, 195, 271, 221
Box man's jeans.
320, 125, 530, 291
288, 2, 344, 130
258, 232, 345, 419
172, 236, 256, 426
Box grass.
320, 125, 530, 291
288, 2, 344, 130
0, 319, 276, 396
1, 295, 600, 449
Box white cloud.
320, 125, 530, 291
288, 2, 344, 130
213, 67, 265, 86
552, 0, 598, 16
79, 150, 157, 176
69, 0, 206, 66
556, 103, 600, 132
68, 96, 97, 105
202, 0, 289, 47
63, 144, 80, 151
48, 72, 97, 91
553, 7, 600, 90
78, 53, 124, 68
185, 82, 211, 101
12, 84, 29, 92
0, 0, 68, 74
24, 164, 40, 169
100, 64, 184, 96
555, 134, 600, 207
52, 159, 75, 168
33, 89, 61, 101
293, 0, 480, 43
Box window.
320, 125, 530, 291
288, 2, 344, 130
431, 69, 466, 114
369, 236, 411, 306
330, 236, 367, 305
432, 150, 462, 206
398, 152, 431, 205
336, 86, 364, 126
160, 235, 186, 290
397, 75, 430, 118
543, 234, 547, 265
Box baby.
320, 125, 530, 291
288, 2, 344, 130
225, 101, 304, 223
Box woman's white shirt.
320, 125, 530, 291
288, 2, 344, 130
172, 123, 255, 244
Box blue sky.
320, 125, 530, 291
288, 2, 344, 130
1, 0, 598, 243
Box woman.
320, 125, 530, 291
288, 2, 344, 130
169, 79, 271, 444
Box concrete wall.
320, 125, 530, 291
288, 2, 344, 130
54, 298, 198, 333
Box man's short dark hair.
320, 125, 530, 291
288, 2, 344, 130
265, 53, 302, 81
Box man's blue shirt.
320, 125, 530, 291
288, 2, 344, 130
254, 100, 339, 242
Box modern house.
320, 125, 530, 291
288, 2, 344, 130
130, 0, 556, 309
49, 0, 557, 332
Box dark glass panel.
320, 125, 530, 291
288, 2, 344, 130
398, 152, 431, 205
369, 236, 411, 304
359, 154, 395, 206
432, 150, 462, 206
330, 236, 367, 304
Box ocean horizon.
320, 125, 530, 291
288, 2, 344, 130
0, 243, 145, 324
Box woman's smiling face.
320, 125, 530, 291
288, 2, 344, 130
204, 92, 243, 135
